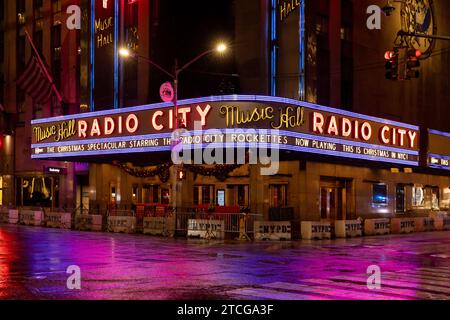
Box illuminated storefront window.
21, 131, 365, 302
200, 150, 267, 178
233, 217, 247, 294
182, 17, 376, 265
269, 185, 287, 208
372, 184, 388, 208
16, 176, 58, 208
412, 185, 425, 207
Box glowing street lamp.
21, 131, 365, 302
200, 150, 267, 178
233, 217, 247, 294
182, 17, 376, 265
119, 42, 229, 128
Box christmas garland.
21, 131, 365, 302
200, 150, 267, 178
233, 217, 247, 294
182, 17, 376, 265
112, 161, 173, 183
113, 162, 242, 182
184, 164, 242, 182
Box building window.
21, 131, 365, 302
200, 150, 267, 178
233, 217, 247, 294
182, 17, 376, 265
17, 35, 26, 74
193, 185, 215, 206
131, 185, 138, 202
412, 186, 425, 207
372, 184, 388, 207
52, 0, 61, 14
17, 176, 58, 208
33, 0, 43, 19
431, 187, 440, 211
142, 185, 159, 204
269, 184, 287, 208
396, 185, 406, 213
33, 30, 43, 56
0, 176, 3, 206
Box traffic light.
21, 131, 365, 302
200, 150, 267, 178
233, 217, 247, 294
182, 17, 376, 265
405, 49, 421, 79
385, 50, 398, 80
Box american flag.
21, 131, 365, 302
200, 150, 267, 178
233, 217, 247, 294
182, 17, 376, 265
16, 56, 54, 105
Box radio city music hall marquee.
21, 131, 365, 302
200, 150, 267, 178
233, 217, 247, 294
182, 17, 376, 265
30, 96, 420, 166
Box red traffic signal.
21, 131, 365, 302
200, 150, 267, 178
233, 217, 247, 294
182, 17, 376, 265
384, 51, 395, 60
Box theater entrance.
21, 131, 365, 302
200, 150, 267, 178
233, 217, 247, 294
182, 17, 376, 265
320, 178, 353, 221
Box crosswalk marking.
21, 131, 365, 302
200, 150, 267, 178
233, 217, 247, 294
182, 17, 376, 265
382, 273, 450, 289
227, 288, 323, 300
262, 282, 401, 300
331, 275, 450, 295
227, 267, 450, 301
302, 278, 447, 300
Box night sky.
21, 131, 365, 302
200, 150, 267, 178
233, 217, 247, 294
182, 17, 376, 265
149, 0, 238, 102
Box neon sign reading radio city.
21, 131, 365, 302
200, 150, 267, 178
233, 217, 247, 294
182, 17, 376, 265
77, 105, 212, 138
312, 112, 418, 148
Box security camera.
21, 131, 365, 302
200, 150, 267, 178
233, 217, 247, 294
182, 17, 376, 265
381, 3, 396, 16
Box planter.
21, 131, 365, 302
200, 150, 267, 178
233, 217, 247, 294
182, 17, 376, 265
335, 220, 363, 238
364, 219, 391, 236
301, 221, 332, 240
390, 218, 416, 234
19, 210, 44, 226
414, 217, 436, 232
74, 215, 103, 232
107, 216, 136, 234
45, 212, 72, 229
143, 216, 175, 237
187, 219, 224, 239
8, 209, 19, 224
254, 221, 292, 241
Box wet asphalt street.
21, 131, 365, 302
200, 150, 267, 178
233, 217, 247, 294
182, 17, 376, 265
0, 224, 449, 300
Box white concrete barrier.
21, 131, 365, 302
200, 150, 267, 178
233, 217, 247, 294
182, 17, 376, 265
143, 216, 175, 237
364, 218, 391, 236
19, 210, 44, 226
391, 218, 416, 234
107, 216, 136, 233
301, 221, 332, 240
74, 215, 103, 232
335, 220, 363, 238
187, 219, 224, 239
0, 208, 9, 223
443, 217, 450, 231
414, 217, 436, 232
8, 209, 19, 224
254, 221, 292, 241
45, 212, 72, 229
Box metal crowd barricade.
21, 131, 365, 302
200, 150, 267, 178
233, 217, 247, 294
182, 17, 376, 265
174, 211, 263, 240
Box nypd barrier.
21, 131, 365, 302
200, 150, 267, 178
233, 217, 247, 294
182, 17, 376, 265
45, 212, 72, 229
390, 218, 416, 234
143, 216, 176, 237
74, 214, 103, 231
335, 220, 363, 238
107, 216, 136, 234
8, 209, 19, 224
301, 221, 332, 240
254, 221, 292, 241
19, 209, 44, 226
187, 219, 225, 239
0, 207, 8, 223
364, 218, 391, 236
414, 217, 436, 232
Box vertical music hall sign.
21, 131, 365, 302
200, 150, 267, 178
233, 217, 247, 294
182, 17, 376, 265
91, 0, 119, 110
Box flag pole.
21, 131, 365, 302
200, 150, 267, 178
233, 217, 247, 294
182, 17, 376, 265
24, 29, 63, 104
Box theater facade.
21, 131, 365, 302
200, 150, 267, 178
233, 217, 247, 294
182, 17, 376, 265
28, 95, 450, 229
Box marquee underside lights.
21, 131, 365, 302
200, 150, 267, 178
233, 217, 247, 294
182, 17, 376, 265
428, 130, 450, 171
30, 95, 421, 166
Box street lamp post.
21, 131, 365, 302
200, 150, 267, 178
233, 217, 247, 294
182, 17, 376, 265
119, 43, 227, 129
119, 44, 228, 211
